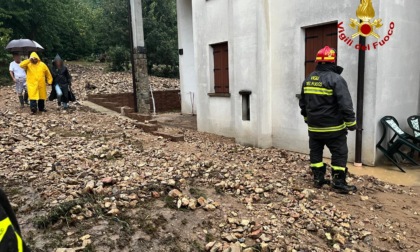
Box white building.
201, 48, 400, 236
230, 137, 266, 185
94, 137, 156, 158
176, 0, 420, 166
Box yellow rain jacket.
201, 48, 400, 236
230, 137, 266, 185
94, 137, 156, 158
20, 52, 53, 100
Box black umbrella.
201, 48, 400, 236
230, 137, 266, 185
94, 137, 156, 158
5, 39, 44, 53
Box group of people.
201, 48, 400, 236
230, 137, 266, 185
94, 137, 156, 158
9, 52, 73, 114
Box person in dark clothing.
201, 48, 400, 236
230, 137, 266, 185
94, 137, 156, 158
50, 54, 72, 110
0, 188, 30, 251
299, 46, 357, 194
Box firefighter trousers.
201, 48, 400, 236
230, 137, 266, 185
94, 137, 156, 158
309, 133, 348, 171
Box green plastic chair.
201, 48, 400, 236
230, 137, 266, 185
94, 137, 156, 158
407, 115, 420, 138
376, 116, 420, 172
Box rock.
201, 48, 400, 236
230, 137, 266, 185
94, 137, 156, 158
229, 242, 242, 252
167, 179, 176, 186
151, 191, 161, 198
260, 233, 272, 242
82, 239, 92, 247
325, 233, 332, 241
181, 197, 190, 207
255, 188, 264, 194
334, 233, 346, 245
248, 228, 263, 239
168, 189, 183, 198
360, 196, 369, 201
306, 223, 317, 231
240, 219, 250, 226
101, 177, 114, 185
260, 242, 269, 252
204, 204, 216, 211
206, 241, 216, 251
197, 197, 207, 207
84, 180, 95, 192
222, 233, 238, 242
55, 249, 80, 252
332, 243, 341, 252
210, 242, 223, 252
188, 198, 197, 210
107, 208, 120, 215
301, 189, 315, 199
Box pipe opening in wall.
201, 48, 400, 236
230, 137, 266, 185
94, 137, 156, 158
239, 90, 251, 121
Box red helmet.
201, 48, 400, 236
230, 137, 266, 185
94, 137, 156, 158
315, 46, 336, 63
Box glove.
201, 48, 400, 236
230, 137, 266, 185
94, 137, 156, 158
348, 125, 357, 131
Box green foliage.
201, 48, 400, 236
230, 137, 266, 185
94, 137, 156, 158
0, 13, 12, 85
0, 0, 179, 76
107, 46, 130, 72
143, 0, 179, 77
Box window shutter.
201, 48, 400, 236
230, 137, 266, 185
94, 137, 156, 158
212, 42, 229, 93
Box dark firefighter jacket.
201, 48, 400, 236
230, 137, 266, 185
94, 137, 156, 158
299, 64, 356, 139
0, 188, 30, 252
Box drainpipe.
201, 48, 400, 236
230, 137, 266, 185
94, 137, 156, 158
149, 82, 156, 116
128, 0, 138, 113
354, 35, 366, 166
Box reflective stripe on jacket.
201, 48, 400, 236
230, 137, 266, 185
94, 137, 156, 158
0, 217, 23, 252
299, 64, 356, 137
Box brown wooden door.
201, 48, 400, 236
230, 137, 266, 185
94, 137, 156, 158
305, 23, 338, 77
213, 42, 229, 93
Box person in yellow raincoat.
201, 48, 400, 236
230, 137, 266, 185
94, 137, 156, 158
20, 52, 53, 114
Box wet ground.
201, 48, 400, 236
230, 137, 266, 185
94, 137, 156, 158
84, 101, 420, 187
348, 163, 420, 187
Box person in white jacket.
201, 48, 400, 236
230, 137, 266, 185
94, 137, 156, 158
9, 53, 28, 108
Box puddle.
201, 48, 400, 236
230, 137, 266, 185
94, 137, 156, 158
348, 164, 420, 187
322, 158, 420, 186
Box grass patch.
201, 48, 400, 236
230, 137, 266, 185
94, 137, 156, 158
189, 188, 207, 199
137, 213, 167, 238
33, 194, 97, 229
205, 233, 215, 243
189, 240, 204, 252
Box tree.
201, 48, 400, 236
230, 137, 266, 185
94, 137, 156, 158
0, 0, 180, 76
142, 0, 179, 77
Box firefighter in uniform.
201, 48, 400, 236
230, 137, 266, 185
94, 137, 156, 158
299, 46, 357, 194
0, 188, 30, 251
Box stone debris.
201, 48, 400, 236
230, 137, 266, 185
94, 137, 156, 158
67, 63, 179, 101
0, 77, 418, 251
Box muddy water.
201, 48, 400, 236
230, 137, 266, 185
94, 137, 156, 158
348, 164, 420, 186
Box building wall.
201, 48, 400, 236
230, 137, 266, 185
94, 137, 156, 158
370, 0, 420, 164
268, 0, 420, 165
185, 0, 272, 145
270, 0, 362, 162
179, 0, 420, 166
177, 0, 198, 115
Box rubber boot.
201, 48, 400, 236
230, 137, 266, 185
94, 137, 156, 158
30, 100, 37, 114
24, 92, 29, 105
18, 95, 24, 108
331, 168, 357, 194
311, 164, 330, 188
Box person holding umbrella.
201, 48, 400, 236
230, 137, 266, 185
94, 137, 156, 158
9, 53, 29, 108
19, 52, 53, 114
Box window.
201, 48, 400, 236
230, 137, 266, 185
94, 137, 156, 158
305, 23, 338, 77
240, 90, 251, 121
212, 42, 229, 93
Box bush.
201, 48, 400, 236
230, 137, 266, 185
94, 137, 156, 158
107, 46, 130, 72
150, 64, 179, 78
